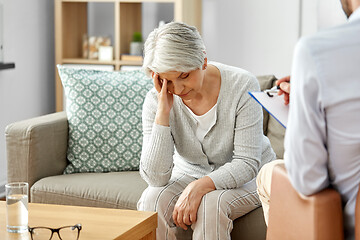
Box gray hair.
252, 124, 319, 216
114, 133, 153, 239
142, 22, 206, 77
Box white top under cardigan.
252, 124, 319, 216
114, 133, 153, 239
284, 8, 360, 239
139, 62, 276, 190
184, 103, 217, 143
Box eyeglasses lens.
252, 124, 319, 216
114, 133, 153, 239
31, 226, 79, 240
31, 228, 52, 240
59, 226, 79, 239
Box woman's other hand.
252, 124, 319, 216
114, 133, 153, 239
153, 73, 173, 126
172, 176, 215, 230
276, 76, 291, 105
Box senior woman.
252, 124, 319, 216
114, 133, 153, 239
137, 22, 276, 240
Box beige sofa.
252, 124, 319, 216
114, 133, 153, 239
6, 75, 285, 240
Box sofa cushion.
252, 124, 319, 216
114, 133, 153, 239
231, 207, 266, 240
31, 171, 266, 239
31, 171, 147, 210
57, 66, 153, 173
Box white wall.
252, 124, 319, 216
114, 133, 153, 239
203, 0, 300, 78
0, 0, 55, 197
142, 2, 174, 38
301, 0, 318, 37
203, 0, 346, 78
317, 0, 347, 29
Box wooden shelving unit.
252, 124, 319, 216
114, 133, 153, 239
55, 0, 202, 111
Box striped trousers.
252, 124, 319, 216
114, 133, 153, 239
137, 171, 261, 240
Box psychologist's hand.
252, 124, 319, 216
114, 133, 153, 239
276, 76, 291, 105
172, 176, 215, 230
153, 73, 173, 126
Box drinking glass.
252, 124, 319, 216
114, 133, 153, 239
5, 182, 29, 233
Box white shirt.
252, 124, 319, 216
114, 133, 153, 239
184, 103, 217, 143
284, 7, 360, 239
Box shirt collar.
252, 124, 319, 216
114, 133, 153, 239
349, 6, 360, 22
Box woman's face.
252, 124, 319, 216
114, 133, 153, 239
158, 67, 205, 100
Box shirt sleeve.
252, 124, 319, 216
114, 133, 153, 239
284, 38, 329, 196
208, 75, 264, 189
139, 89, 175, 187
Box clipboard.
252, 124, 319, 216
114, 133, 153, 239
248, 91, 289, 128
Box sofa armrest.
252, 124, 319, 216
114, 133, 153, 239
6, 112, 68, 190
267, 164, 344, 240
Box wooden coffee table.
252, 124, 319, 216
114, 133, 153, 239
0, 201, 157, 240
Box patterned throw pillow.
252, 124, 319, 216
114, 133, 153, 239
57, 66, 153, 174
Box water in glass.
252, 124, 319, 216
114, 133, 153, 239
6, 193, 28, 233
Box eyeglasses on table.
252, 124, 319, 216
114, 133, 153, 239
28, 223, 82, 240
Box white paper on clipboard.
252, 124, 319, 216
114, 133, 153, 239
248, 91, 289, 128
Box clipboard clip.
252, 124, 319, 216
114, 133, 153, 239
264, 85, 280, 97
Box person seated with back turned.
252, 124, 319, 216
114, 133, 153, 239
137, 22, 276, 240
256, 0, 360, 238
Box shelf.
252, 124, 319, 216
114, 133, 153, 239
0, 63, 15, 70
118, 60, 142, 65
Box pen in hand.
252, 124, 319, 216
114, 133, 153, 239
276, 76, 291, 105
265, 85, 280, 92
264, 85, 280, 97
263, 76, 291, 104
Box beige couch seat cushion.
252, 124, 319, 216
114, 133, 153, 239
31, 171, 147, 210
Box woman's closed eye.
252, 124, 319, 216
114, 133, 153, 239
179, 73, 190, 79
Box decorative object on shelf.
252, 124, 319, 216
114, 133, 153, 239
129, 31, 143, 56
98, 46, 113, 61
82, 34, 89, 59
87, 36, 111, 60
